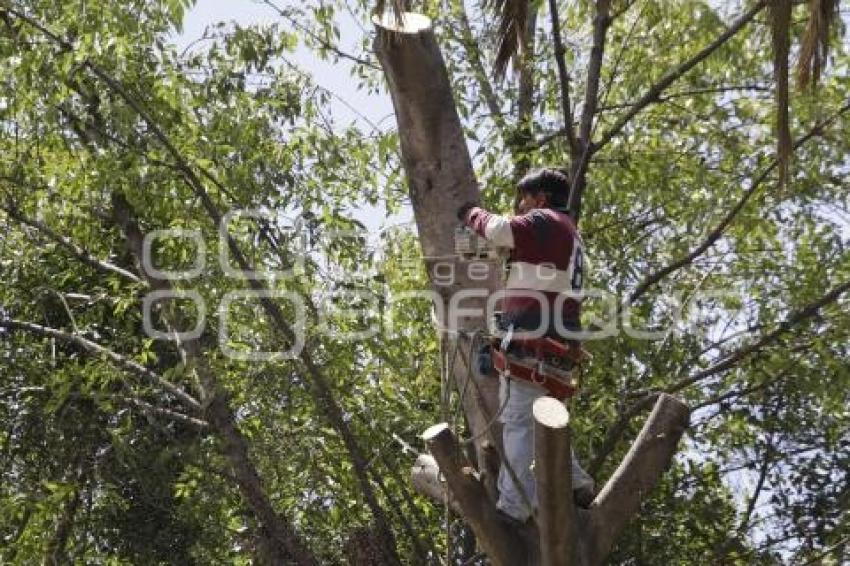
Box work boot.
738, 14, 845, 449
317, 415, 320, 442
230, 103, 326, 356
495, 507, 530, 528
573, 485, 596, 509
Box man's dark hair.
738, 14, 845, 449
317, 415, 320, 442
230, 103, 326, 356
517, 168, 571, 209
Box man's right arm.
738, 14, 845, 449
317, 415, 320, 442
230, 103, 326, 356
458, 205, 515, 248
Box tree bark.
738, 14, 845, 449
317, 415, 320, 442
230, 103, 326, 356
423, 423, 525, 565
588, 394, 690, 563
373, 12, 504, 495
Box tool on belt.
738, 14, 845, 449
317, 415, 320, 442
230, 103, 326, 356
476, 318, 591, 400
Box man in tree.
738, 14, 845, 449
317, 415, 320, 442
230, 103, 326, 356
458, 168, 595, 523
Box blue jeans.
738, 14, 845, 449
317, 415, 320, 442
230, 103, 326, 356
496, 375, 594, 521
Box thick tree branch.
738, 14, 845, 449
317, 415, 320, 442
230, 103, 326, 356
512, 6, 540, 181
547, 0, 578, 155
373, 13, 505, 508
588, 394, 689, 563
0, 318, 201, 411
534, 397, 579, 566
588, 393, 658, 476
593, 0, 769, 153
422, 423, 524, 566
568, 0, 611, 223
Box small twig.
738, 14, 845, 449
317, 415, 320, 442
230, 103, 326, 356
262, 0, 380, 70
593, 0, 769, 153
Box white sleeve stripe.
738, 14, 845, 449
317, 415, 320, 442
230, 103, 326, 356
483, 215, 515, 248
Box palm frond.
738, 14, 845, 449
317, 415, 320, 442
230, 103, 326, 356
491, 0, 529, 80
798, 0, 842, 87
769, 0, 793, 188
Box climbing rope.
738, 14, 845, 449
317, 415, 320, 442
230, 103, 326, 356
438, 327, 535, 520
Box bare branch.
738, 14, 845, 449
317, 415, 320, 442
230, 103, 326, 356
737, 443, 772, 534
0, 201, 141, 283
612, 280, 850, 471
534, 397, 579, 566
568, 0, 612, 223
547, 0, 579, 155
577, 0, 611, 147
422, 423, 524, 565
0, 318, 201, 411
589, 394, 689, 563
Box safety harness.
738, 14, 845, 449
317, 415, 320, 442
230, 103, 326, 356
490, 332, 590, 400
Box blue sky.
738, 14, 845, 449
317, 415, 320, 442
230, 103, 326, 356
177, 0, 393, 128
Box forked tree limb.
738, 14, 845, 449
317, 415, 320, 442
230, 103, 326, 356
422, 423, 524, 566
567, 0, 767, 223
588, 394, 689, 563
592, 0, 769, 154
0, 317, 202, 411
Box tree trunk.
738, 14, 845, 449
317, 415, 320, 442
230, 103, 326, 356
206, 396, 318, 566
373, 12, 504, 496
112, 194, 318, 566
374, 12, 691, 565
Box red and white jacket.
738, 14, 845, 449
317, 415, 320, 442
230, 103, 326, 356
462, 206, 583, 331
